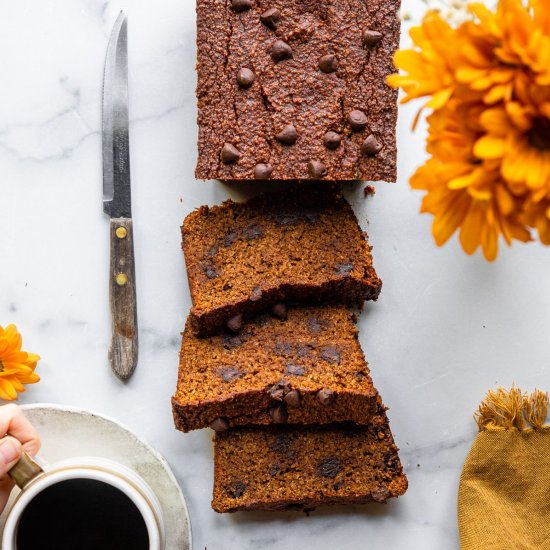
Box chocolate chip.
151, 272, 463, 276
269, 380, 291, 401
218, 366, 242, 382
308, 317, 322, 333
286, 362, 305, 376
273, 211, 300, 225
276, 124, 298, 145
269, 463, 281, 476
296, 345, 309, 357
243, 224, 264, 240
361, 134, 383, 155
308, 160, 327, 178
333, 480, 344, 491
270, 388, 285, 401
204, 264, 218, 279
223, 231, 239, 247
270, 40, 293, 61
371, 487, 391, 503
231, 0, 252, 12
320, 346, 341, 365
260, 7, 281, 29
250, 286, 263, 302
228, 480, 246, 498
324, 131, 341, 150
336, 262, 353, 275
254, 163, 273, 179
319, 54, 338, 73
222, 334, 243, 349
284, 390, 301, 407
210, 417, 229, 432
317, 388, 335, 405
207, 243, 219, 257
221, 143, 241, 164
348, 110, 368, 131
269, 434, 290, 454
316, 457, 341, 478
226, 314, 243, 333
271, 303, 287, 320
363, 30, 383, 48
236, 67, 255, 88
273, 341, 293, 356
270, 405, 288, 423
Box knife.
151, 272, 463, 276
102, 11, 138, 380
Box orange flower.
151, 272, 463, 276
474, 86, 550, 197
454, 4, 517, 104
455, 1, 550, 101
387, 11, 460, 110
0, 324, 40, 401
412, 105, 531, 260
388, 0, 550, 260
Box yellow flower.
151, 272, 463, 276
0, 324, 40, 401
412, 104, 531, 261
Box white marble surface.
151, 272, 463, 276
1, 1, 550, 548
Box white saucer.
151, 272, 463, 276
0, 404, 192, 550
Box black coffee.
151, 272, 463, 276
15, 478, 149, 550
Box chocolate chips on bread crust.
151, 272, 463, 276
195, 0, 401, 181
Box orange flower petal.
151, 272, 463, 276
459, 203, 485, 254
0, 379, 18, 401
426, 88, 453, 110
481, 222, 499, 261
474, 135, 506, 159
495, 185, 515, 215
432, 194, 470, 246
480, 107, 509, 134
0, 324, 40, 398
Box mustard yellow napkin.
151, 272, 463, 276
458, 387, 550, 550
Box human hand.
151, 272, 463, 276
0, 405, 40, 512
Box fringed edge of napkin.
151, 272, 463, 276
475, 387, 549, 431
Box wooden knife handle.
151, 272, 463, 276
109, 218, 138, 379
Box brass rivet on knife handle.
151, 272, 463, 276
109, 218, 138, 379
116, 226, 127, 239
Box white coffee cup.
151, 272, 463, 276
2, 453, 165, 549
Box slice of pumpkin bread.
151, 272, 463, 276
182, 184, 381, 336
212, 401, 407, 512
172, 305, 378, 432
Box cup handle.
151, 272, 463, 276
8, 452, 44, 490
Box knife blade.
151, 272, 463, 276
102, 10, 138, 380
